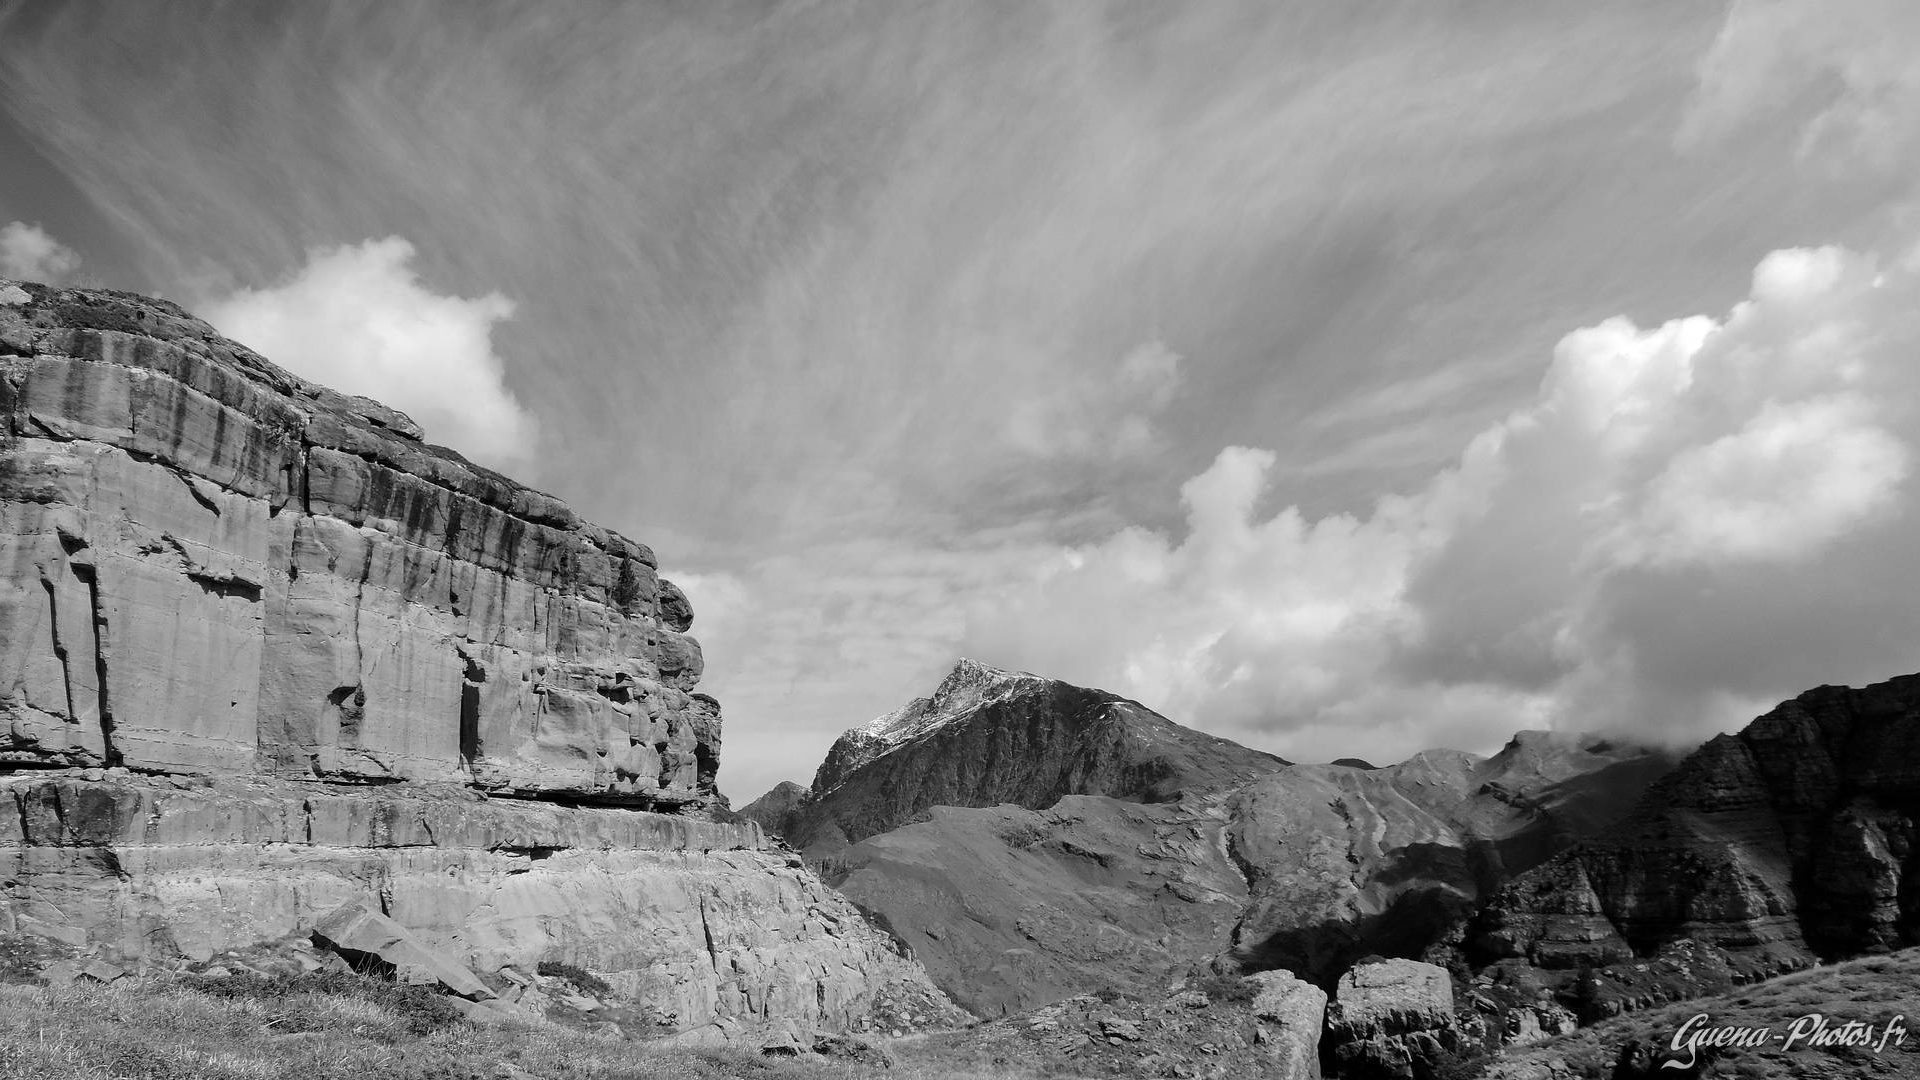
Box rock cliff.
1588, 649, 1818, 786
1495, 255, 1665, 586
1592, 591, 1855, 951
1471, 672, 1920, 1002
1, 282, 711, 803
1228, 732, 1677, 983
0, 279, 952, 1034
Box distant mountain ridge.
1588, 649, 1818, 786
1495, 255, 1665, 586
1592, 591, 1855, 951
1469, 671, 1920, 1009
745, 660, 1679, 1014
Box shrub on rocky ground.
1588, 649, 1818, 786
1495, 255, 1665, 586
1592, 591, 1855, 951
535, 959, 614, 999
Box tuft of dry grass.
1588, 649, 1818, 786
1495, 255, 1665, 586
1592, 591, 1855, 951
0, 975, 1076, 1080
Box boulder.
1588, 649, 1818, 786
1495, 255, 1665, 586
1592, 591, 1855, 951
1325, 959, 1463, 1080
1247, 969, 1327, 1079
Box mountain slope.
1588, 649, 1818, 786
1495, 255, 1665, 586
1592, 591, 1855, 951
761, 662, 1677, 1014
1227, 733, 1678, 983
1472, 672, 1920, 998
778, 659, 1288, 851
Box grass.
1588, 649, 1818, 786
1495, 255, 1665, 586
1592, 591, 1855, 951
0, 974, 1060, 1080
1482, 949, 1920, 1079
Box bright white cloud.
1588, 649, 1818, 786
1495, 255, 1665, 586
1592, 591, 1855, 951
964, 239, 1920, 762
205, 237, 537, 466
0, 221, 80, 283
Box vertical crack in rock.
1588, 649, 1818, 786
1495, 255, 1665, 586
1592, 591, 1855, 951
699, 892, 721, 973
73, 562, 119, 768
458, 651, 484, 767
41, 575, 75, 728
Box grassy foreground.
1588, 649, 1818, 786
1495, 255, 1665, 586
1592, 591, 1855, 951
0, 975, 1044, 1080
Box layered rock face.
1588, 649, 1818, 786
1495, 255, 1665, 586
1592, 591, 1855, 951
0, 280, 952, 1034
1472, 673, 1920, 989
1228, 732, 1677, 983
758, 662, 1673, 1015
0, 770, 948, 1032
1, 282, 710, 804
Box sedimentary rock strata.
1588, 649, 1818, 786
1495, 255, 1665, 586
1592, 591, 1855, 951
1228, 732, 1676, 983
0, 280, 955, 1034
1, 282, 710, 804
1472, 673, 1920, 991
0, 770, 951, 1032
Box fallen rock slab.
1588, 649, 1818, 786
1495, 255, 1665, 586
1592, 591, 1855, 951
312, 895, 494, 1000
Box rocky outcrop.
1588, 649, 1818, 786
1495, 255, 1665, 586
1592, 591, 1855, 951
914, 973, 1327, 1080
1249, 969, 1330, 1079
1471, 673, 1920, 1004
787, 658, 1288, 851
1229, 732, 1675, 983
769, 663, 1674, 1014
0, 280, 957, 1035
1323, 959, 1464, 1080
0, 766, 953, 1033
1, 282, 711, 804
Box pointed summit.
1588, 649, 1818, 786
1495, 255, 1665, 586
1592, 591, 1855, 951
787, 663, 1287, 851
859, 658, 1047, 745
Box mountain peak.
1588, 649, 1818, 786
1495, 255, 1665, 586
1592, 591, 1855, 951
859, 658, 1046, 744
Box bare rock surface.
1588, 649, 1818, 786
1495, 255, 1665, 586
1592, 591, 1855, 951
311, 894, 494, 999
0, 280, 960, 1036
915, 973, 1325, 1080
1324, 959, 1463, 1079
0, 281, 712, 804
0, 768, 954, 1033
1470, 673, 1920, 1016
1228, 731, 1676, 983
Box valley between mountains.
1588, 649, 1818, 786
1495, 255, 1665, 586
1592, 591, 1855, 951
4, 280, 1918, 1080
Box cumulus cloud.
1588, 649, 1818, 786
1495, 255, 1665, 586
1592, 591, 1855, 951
0, 221, 81, 283
965, 240, 1920, 763
205, 237, 537, 466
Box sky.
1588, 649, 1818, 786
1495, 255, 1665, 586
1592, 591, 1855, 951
3, 0, 1918, 800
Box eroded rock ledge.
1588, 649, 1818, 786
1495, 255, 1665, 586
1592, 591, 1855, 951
1, 282, 711, 806
0, 769, 953, 1033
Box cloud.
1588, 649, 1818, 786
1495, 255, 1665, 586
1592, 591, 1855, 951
1006, 340, 1186, 461
1678, 0, 1920, 169
204, 237, 537, 467
964, 239, 1920, 763
0, 220, 80, 283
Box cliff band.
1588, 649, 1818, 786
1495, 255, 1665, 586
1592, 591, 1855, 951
0, 280, 950, 1033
